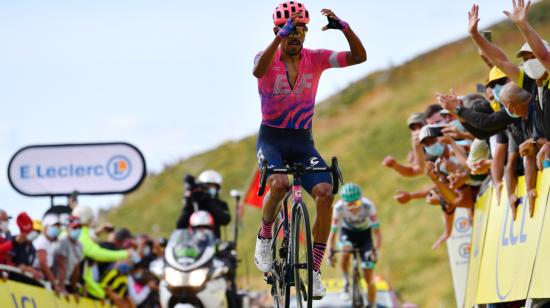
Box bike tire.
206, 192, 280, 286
271, 215, 291, 308
291, 202, 313, 308
351, 261, 364, 308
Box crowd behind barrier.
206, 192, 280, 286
0, 200, 165, 308
382, 1, 550, 307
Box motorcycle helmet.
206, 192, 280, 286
197, 170, 222, 187
189, 211, 214, 229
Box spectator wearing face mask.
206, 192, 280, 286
503, 0, 550, 170
33, 215, 62, 293
54, 216, 84, 295
424, 104, 445, 125
8, 212, 42, 280
0, 209, 13, 264
382, 112, 426, 177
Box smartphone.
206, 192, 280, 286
429, 126, 444, 137
481, 30, 492, 42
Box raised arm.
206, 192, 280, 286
321, 9, 366, 65
253, 12, 301, 78
505, 0, 550, 70
468, 4, 521, 82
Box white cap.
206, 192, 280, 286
72, 205, 95, 225
516, 40, 550, 58
42, 214, 60, 227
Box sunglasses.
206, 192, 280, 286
278, 25, 308, 36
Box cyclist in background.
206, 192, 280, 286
253, 1, 366, 299
328, 183, 381, 308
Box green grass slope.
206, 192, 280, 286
107, 2, 550, 306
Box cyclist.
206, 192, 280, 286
327, 183, 381, 307
253, 1, 366, 298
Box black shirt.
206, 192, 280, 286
176, 193, 231, 238
9, 238, 36, 266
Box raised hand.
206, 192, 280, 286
503, 0, 531, 25
321, 9, 349, 31
394, 191, 412, 204
382, 156, 396, 168
278, 12, 302, 38
536, 143, 550, 170
468, 4, 481, 34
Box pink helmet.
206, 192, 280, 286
273, 1, 310, 26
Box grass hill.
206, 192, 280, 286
107, 2, 550, 306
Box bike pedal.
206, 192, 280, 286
264, 273, 273, 285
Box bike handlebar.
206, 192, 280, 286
257, 156, 344, 196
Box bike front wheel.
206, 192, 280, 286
271, 214, 291, 308
351, 260, 364, 308
291, 202, 313, 308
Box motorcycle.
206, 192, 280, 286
150, 228, 230, 308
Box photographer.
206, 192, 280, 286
176, 170, 231, 238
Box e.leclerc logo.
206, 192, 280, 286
455, 216, 471, 233
19, 155, 132, 181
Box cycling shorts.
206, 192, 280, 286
256, 124, 332, 195
337, 227, 376, 269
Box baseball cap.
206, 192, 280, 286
485, 66, 507, 87
67, 216, 82, 228
407, 112, 425, 128
17, 212, 33, 233
516, 40, 550, 58
42, 214, 61, 228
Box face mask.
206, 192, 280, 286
0, 221, 9, 232
131, 250, 141, 264
450, 119, 465, 132
69, 229, 81, 240
425, 143, 445, 157
27, 230, 39, 241
47, 226, 60, 239
208, 187, 218, 198
503, 105, 522, 118
493, 84, 504, 103
134, 271, 144, 281
524, 59, 546, 80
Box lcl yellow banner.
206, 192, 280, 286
467, 169, 550, 305
464, 186, 493, 308
0, 279, 113, 308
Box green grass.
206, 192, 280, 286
106, 1, 550, 306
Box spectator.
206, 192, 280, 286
382, 112, 426, 177
128, 262, 160, 308
54, 216, 84, 295
33, 215, 62, 293
97, 228, 136, 278
423, 104, 445, 125
72, 205, 129, 300
0, 209, 13, 264
503, 0, 550, 169
9, 212, 42, 280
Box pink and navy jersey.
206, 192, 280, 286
255, 48, 349, 129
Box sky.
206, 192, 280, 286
0, 0, 510, 231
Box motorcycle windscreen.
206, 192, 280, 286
166, 229, 217, 272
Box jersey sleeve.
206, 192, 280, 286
330, 202, 343, 232
365, 198, 380, 228
312, 49, 350, 71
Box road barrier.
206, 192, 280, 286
465, 169, 550, 306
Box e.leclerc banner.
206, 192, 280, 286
8, 143, 146, 196
446, 207, 472, 308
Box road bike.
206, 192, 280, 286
258, 157, 343, 308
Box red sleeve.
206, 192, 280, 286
0, 239, 13, 254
